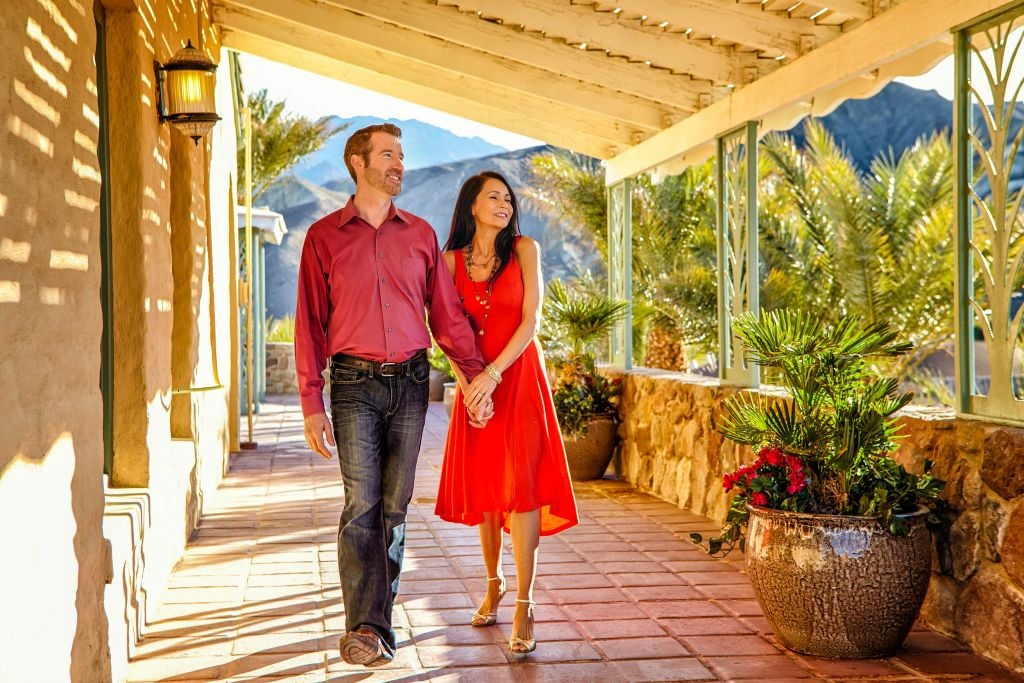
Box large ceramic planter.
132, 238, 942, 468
562, 415, 618, 480
744, 504, 932, 659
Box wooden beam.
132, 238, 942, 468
447, 0, 765, 85
612, 0, 838, 57
323, 0, 704, 111
217, 0, 679, 132
809, 0, 874, 20
606, 0, 1001, 183
217, 22, 625, 157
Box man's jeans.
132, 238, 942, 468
329, 354, 430, 652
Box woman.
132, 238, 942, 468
435, 171, 579, 655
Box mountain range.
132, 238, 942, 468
260, 143, 594, 318
292, 116, 506, 185
261, 83, 966, 319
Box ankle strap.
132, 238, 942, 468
515, 599, 534, 604
486, 576, 502, 582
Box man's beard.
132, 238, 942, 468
365, 167, 402, 196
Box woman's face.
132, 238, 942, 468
471, 178, 513, 232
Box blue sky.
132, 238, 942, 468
239, 52, 956, 151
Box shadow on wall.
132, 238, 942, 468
0, 2, 113, 681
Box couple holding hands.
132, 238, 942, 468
295, 123, 578, 667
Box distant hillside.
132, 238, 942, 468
788, 82, 953, 171
291, 115, 506, 185
263, 83, 984, 320
261, 146, 595, 318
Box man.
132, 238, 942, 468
295, 123, 497, 667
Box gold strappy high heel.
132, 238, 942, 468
470, 576, 506, 627
509, 599, 536, 654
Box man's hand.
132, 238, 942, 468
463, 373, 497, 411
304, 413, 335, 459
468, 397, 494, 429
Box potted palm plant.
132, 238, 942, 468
542, 279, 627, 480
692, 310, 945, 658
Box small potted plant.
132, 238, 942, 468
692, 310, 945, 659
552, 353, 623, 479
427, 341, 456, 407
542, 278, 628, 480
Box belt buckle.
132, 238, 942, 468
378, 362, 400, 377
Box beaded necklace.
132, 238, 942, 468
462, 245, 500, 336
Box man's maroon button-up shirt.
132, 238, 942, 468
294, 199, 484, 417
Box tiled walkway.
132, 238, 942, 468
127, 396, 1022, 682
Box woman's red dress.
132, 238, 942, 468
435, 244, 578, 535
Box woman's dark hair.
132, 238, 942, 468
443, 171, 521, 280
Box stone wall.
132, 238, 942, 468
266, 342, 299, 395
617, 368, 1024, 673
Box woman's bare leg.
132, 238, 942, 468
509, 509, 540, 645
475, 512, 505, 617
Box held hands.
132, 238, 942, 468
468, 397, 494, 429
303, 413, 335, 459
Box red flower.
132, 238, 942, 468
751, 492, 768, 506
759, 446, 785, 467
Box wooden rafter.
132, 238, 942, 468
445, 0, 767, 85
806, 0, 874, 20
323, 0, 705, 111
606, 0, 1004, 182
609, 0, 838, 57
216, 10, 631, 157
216, 0, 675, 132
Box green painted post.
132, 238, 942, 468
953, 29, 974, 415
607, 178, 633, 368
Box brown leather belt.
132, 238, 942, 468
330, 349, 426, 378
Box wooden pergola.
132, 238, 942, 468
213, 0, 998, 173
213, 0, 1024, 423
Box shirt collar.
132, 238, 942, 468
336, 197, 410, 228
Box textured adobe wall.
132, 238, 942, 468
0, 2, 112, 681
97, 2, 236, 679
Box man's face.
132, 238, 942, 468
358, 133, 404, 196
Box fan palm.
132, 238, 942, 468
529, 121, 955, 385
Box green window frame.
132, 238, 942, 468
954, 3, 1024, 424
95, 0, 114, 475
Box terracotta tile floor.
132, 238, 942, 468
127, 396, 1023, 682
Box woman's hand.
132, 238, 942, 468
464, 372, 497, 411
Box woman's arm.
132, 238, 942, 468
477, 237, 543, 377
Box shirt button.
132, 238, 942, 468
384, 303, 390, 308
389, 353, 395, 357
381, 278, 386, 283
379, 254, 384, 258
387, 327, 392, 332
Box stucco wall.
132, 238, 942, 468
97, 3, 237, 679
0, 2, 236, 682
0, 2, 113, 682
617, 369, 1024, 673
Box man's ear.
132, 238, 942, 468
349, 154, 364, 175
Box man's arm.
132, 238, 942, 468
294, 230, 335, 458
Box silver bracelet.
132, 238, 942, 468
484, 364, 502, 384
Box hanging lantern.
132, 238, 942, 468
155, 40, 220, 145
